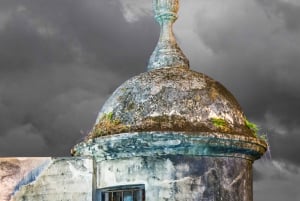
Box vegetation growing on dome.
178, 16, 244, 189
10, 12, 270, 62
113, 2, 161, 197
245, 118, 259, 136
138, 115, 206, 132
211, 117, 231, 132
259, 133, 268, 141
86, 113, 258, 140
87, 112, 129, 139
244, 118, 268, 143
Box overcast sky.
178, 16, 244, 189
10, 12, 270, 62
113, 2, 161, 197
0, 0, 299, 200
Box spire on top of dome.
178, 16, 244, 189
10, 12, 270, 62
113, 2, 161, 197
147, 0, 189, 71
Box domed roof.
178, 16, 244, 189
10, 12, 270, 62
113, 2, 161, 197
84, 0, 256, 140
87, 67, 255, 139
72, 0, 267, 160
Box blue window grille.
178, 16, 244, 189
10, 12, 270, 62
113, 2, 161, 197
96, 184, 145, 201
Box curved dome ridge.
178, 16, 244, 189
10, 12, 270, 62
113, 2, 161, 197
89, 67, 254, 139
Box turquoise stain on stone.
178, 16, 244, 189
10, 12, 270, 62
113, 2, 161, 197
73, 132, 267, 162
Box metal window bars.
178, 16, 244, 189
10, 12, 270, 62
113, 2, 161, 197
97, 185, 145, 201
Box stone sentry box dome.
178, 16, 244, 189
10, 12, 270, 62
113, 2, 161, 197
73, 0, 267, 200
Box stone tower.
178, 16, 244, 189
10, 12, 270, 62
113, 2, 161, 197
72, 0, 268, 201
5, 1, 268, 201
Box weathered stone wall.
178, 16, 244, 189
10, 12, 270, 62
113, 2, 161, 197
1, 155, 253, 201
74, 132, 263, 201
74, 132, 266, 162
0, 158, 50, 201
96, 155, 253, 201
11, 157, 94, 201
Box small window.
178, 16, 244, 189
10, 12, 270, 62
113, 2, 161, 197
96, 184, 145, 201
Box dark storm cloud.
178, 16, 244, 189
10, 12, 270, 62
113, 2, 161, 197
0, 0, 299, 199
107, 1, 300, 199
0, 0, 158, 156
253, 160, 300, 200
4, 0, 158, 76
189, 0, 300, 165
257, 0, 300, 31
0, 0, 298, 168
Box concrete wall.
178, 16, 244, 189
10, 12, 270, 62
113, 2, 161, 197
0, 158, 50, 201
73, 132, 264, 201
96, 155, 253, 201
2, 131, 261, 201
1, 155, 253, 201
11, 157, 94, 201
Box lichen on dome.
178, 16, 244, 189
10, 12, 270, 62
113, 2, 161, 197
80, 0, 266, 150
73, 0, 267, 161
86, 67, 255, 139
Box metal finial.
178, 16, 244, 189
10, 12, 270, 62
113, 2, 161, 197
147, 0, 189, 71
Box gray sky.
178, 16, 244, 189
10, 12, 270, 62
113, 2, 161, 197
0, 0, 299, 200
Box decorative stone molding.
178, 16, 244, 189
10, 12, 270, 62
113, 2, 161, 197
147, 0, 189, 70
73, 132, 267, 162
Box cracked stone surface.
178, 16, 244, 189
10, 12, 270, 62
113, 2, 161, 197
11, 157, 93, 201
0, 158, 49, 201
74, 132, 267, 162
97, 155, 253, 201
89, 67, 254, 138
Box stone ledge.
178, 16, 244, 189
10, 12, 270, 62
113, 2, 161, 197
73, 132, 267, 162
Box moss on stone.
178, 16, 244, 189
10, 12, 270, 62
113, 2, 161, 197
258, 133, 268, 142
137, 115, 200, 132
87, 112, 129, 139
244, 118, 269, 144
211, 118, 226, 127
87, 113, 255, 140
209, 85, 219, 101
134, 115, 249, 136
211, 118, 231, 133
244, 118, 259, 136
127, 102, 135, 111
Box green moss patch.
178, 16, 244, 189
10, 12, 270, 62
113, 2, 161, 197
244, 118, 268, 144
87, 114, 256, 140
244, 118, 259, 136
211, 118, 231, 132
87, 112, 129, 139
